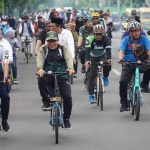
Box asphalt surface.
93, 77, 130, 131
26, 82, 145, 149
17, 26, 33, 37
1, 31, 150, 150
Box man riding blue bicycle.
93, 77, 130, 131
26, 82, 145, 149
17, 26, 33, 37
85, 24, 112, 103
119, 20, 150, 112
37, 31, 74, 129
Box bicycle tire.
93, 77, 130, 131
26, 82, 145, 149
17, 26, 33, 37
134, 89, 140, 121
25, 44, 29, 64
94, 80, 99, 106
98, 74, 103, 111
70, 74, 73, 84
54, 106, 59, 144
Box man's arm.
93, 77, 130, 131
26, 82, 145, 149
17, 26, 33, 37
3, 47, 9, 82
66, 30, 75, 58
77, 26, 84, 46
119, 50, 124, 60
35, 40, 42, 56
63, 45, 73, 69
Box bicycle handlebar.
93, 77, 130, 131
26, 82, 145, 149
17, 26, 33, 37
36, 71, 68, 76
118, 60, 150, 65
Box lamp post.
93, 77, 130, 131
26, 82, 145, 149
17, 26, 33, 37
130, 0, 133, 7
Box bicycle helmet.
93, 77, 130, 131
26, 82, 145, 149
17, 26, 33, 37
1, 15, 8, 21
83, 15, 92, 22
131, 9, 137, 15
76, 13, 82, 18
128, 20, 141, 31
93, 24, 105, 33
103, 11, 109, 16
91, 12, 100, 18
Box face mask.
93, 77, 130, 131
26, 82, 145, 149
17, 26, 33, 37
2, 22, 7, 26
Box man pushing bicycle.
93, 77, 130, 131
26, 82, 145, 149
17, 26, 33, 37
36, 31, 74, 129
119, 20, 150, 112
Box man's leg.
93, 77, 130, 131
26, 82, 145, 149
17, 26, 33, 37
119, 65, 134, 112
88, 62, 97, 103
58, 78, 72, 129
21, 36, 25, 52
38, 75, 53, 110
103, 64, 111, 86
11, 53, 18, 84
141, 68, 150, 93
0, 83, 10, 131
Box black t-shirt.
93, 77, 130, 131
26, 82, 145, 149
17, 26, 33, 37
37, 30, 47, 45
135, 16, 140, 23
91, 36, 111, 50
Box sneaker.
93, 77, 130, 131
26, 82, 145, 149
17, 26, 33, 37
88, 94, 96, 103
141, 82, 150, 93
22, 48, 24, 52
13, 80, 18, 84
103, 77, 109, 86
120, 103, 129, 112
42, 103, 50, 111
81, 66, 86, 73
30, 54, 33, 58
64, 119, 71, 129
1, 121, 10, 132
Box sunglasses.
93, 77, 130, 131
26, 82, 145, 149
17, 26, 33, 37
93, 18, 99, 20
95, 33, 103, 36
47, 40, 57, 43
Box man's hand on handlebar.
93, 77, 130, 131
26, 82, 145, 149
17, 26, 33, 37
66, 69, 75, 75
108, 59, 113, 65
85, 61, 91, 67
37, 69, 45, 77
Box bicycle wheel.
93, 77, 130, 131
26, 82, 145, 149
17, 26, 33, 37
98, 74, 103, 111
25, 44, 29, 64
70, 74, 73, 84
94, 80, 99, 106
54, 106, 59, 144
134, 89, 140, 121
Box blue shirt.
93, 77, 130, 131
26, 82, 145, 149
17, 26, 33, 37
121, 30, 146, 40
119, 35, 150, 62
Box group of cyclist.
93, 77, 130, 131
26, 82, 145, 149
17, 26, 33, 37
0, 7, 150, 132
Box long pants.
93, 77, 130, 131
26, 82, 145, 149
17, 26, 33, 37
11, 53, 17, 79
21, 36, 33, 54
0, 83, 10, 121
88, 55, 111, 95
119, 65, 150, 104
38, 75, 72, 119
79, 51, 86, 65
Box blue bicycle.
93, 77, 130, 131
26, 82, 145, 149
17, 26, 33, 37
120, 61, 149, 121
44, 71, 67, 144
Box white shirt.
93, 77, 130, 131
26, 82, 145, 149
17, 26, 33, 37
0, 41, 10, 64
58, 29, 75, 58
43, 12, 50, 21
22, 23, 30, 36
0, 39, 13, 61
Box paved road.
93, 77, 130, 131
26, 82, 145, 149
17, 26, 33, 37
1, 31, 150, 150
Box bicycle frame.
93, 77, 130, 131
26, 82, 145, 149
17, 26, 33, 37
50, 73, 63, 127
132, 67, 142, 105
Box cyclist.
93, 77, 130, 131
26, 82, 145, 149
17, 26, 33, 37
66, 23, 79, 78
75, 13, 84, 34
50, 17, 75, 63
19, 15, 35, 57
118, 20, 150, 112
91, 11, 107, 33
35, 20, 51, 56
131, 9, 141, 24
85, 24, 111, 103
37, 31, 74, 129
70, 9, 77, 23
77, 14, 93, 73
103, 11, 113, 41
33, 15, 45, 38
0, 37, 10, 132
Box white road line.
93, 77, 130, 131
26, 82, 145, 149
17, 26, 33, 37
112, 69, 121, 76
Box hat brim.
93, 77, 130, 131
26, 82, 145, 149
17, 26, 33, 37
46, 37, 58, 41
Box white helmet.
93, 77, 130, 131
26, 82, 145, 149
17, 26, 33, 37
128, 20, 140, 31
93, 24, 105, 33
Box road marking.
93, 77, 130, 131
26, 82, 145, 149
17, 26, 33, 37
112, 69, 121, 75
